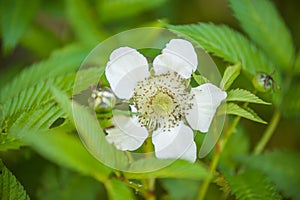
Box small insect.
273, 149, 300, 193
252, 71, 280, 92
88, 83, 116, 129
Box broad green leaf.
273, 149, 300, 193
125, 158, 209, 180
104, 179, 135, 200
236, 151, 300, 200
0, 0, 40, 54
36, 166, 105, 200
230, 0, 295, 69
226, 103, 267, 124
0, 160, 30, 200
161, 179, 200, 200
65, 0, 107, 45
98, 0, 166, 22
164, 22, 276, 75
281, 83, 300, 117
220, 63, 241, 90
226, 89, 271, 105
0, 44, 90, 102
226, 169, 281, 200
20, 129, 112, 182
50, 86, 128, 170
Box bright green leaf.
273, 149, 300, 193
230, 0, 295, 69
226, 169, 281, 200
0, 0, 40, 54
220, 63, 241, 90
50, 86, 128, 170
226, 103, 267, 124
125, 158, 210, 180
105, 179, 135, 200
20, 129, 112, 182
192, 73, 209, 85
236, 151, 300, 200
164, 22, 276, 75
227, 89, 271, 105
0, 160, 30, 200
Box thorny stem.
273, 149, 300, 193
253, 109, 281, 155
197, 116, 241, 200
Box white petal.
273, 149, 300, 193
186, 83, 227, 132
106, 115, 148, 151
152, 122, 196, 162
105, 47, 150, 99
153, 39, 198, 79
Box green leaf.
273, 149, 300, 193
226, 103, 267, 124
294, 51, 300, 75
36, 166, 105, 200
281, 83, 300, 117
20, 129, 112, 182
98, 0, 166, 22
65, 0, 107, 45
226, 169, 281, 200
220, 63, 241, 90
227, 89, 271, 105
0, 44, 90, 103
229, 0, 295, 69
236, 151, 300, 200
50, 86, 128, 170
164, 22, 276, 75
192, 73, 209, 85
0, 0, 40, 54
161, 179, 200, 200
125, 158, 209, 180
104, 179, 135, 200
0, 160, 30, 200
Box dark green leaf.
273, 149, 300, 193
0, 160, 30, 200
230, 0, 295, 69
281, 83, 300, 117
220, 63, 241, 90
125, 158, 209, 180
226, 103, 267, 124
20, 129, 112, 182
226, 169, 281, 200
0, 0, 40, 53
236, 151, 300, 200
161, 179, 200, 200
105, 179, 135, 200
164, 22, 276, 75
227, 89, 270, 105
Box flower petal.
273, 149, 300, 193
106, 115, 148, 151
186, 83, 227, 132
105, 47, 150, 99
152, 122, 196, 162
153, 39, 198, 79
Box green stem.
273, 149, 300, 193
253, 109, 281, 155
143, 137, 156, 200
197, 116, 241, 200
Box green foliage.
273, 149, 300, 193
161, 179, 200, 200
220, 63, 241, 90
226, 89, 270, 105
20, 129, 112, 182
229, 0, 295, 69
164, 22, 276, 75
98, 0, 167, 22
0, 160, 30, 200
65, 0, 107, 45
281, 83, 300, 117
0, 0, 40, 54
295, 51, 300, 74
192, 73, 209, 85
105, 179, 135, 200
226, 103, 267, 124
226, 169, 281, 200
125, 158, 209, 180
236, 151, 300, 199
50, 86, 128, 169
36, 166, 104, 200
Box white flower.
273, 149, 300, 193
104, 39, 227, 162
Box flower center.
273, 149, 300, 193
152, 91, 174, 117
132, 71, 194, 131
